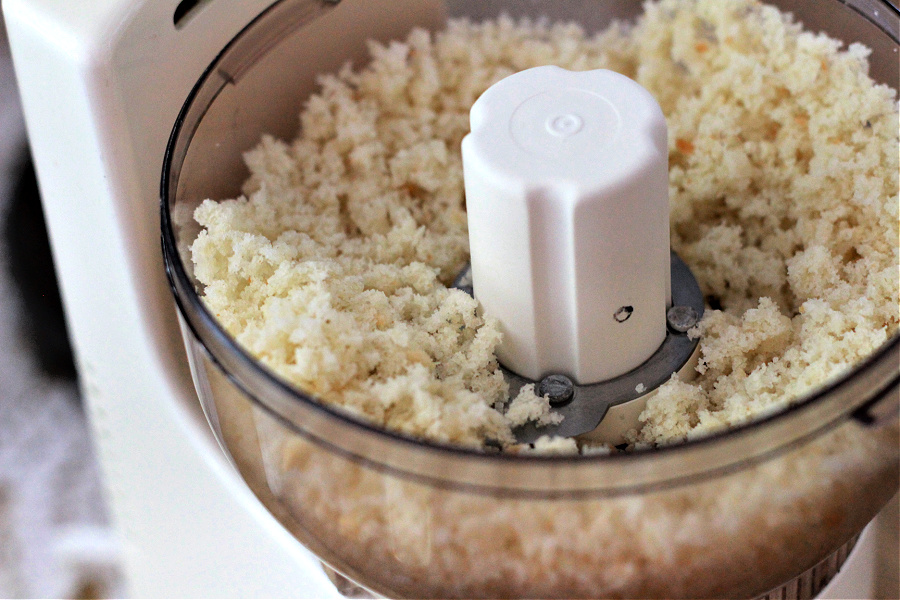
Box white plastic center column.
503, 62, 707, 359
461, 66, 670, 384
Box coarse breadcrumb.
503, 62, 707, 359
524, 435, 580, 455
504, 384, 564, 428
192, 0, 898, 451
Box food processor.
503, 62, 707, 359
3, 0, 898, 597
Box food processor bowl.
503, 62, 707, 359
161, 0, 900, 597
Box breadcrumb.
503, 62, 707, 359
193, 0, 898, 452
505, 384, 564, 428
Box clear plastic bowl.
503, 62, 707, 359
161, 1, 899, 597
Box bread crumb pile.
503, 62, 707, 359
192, 0, 898, 451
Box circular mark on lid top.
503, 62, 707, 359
510, 88, 621, 159
547, 114, 584, 138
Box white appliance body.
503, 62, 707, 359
1, 0, 888, 597
3, 0, 341, 596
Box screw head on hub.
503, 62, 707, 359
538, 374, 575, 406
666, 305, 699, 333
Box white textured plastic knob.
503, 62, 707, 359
461, 66, 670, 384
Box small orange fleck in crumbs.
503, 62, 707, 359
822, 507, 844, 529
676, 138, 695, 155
794, 114, 809, 127
695, 42, 709, 53
402, 182, 428, 200
820, 58, 829, 72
